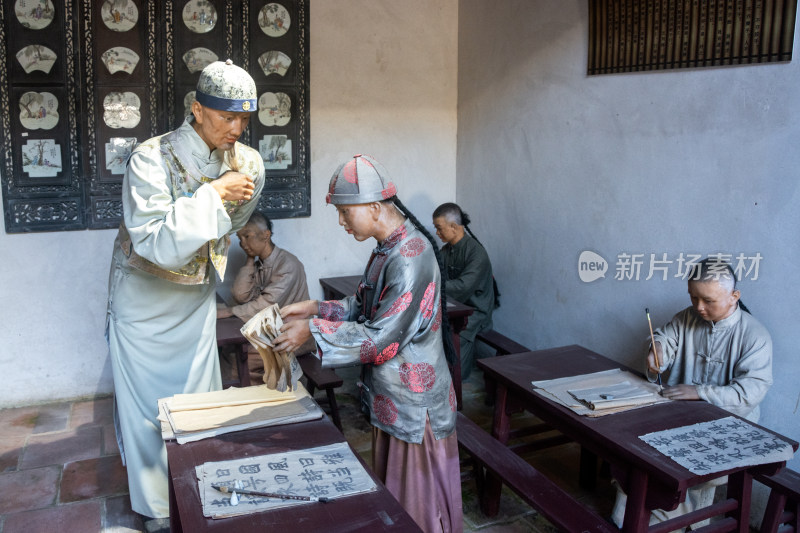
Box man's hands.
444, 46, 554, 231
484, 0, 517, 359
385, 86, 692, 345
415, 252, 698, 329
211, 171, 254, 202
272, 300, 320, 353
660, 384, 700, 401
646, 342, 664, 374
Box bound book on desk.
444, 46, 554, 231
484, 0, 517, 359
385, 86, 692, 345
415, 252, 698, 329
158, 383, 323, 444
533, 368, 669, 417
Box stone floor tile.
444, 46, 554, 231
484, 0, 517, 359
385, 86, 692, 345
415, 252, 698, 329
0, 436, 25, 473
60, 454, 128, 503
103, 495, 143, 533
103, 424, 121, 456
70, 396, 114, 429
0, 465, 60, 514
3, 500, 102, 533
0, 406, 40, 438
32, 402, 71, 434
21, 426, 103, 469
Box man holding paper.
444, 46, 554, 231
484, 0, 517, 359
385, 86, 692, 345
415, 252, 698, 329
612, 257, 773, 530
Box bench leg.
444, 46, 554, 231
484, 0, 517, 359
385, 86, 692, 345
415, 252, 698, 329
481, 384, 511, 517
236, 345, 250, 387
759, 491, 787, 533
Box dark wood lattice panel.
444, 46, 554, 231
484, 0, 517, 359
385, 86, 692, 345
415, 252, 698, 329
588, 0, 797, 75
0, 0, 310, 233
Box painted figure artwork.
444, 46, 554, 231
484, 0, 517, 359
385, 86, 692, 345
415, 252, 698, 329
105, 137, 137, 175
21, 139, 61, 177
640, 416, 795, 475
102, 91, 141, 129
183, 0, 217, 34
14, 0, 55, 30
183, 91, 197, 117
16, 45, 56, 74
259, 3, 290, 37
258, 92, 291, 127
101, 47, 140, 75
196, 442, 377, 519
259, 135, 292, 170
100, 0, 138, 32
258, 51, 291, 78
182, 48, 219, 74
19, 91, 59, 130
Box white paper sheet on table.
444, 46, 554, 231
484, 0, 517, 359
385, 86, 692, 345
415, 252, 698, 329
196, 441, 378, 518
639, 416, 795, 475
532, 368, 669, 417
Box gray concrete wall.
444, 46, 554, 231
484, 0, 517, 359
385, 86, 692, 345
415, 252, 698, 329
0, 0, 458, 407
457, 0, 800, 485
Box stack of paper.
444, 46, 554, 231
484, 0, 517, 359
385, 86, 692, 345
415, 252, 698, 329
241, 304, 300, 391
533, 368, 669, 417
196, 442, 378, 518
158, 383, 323, 444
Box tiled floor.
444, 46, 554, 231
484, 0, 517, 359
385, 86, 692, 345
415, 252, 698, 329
0, 365, 617, 533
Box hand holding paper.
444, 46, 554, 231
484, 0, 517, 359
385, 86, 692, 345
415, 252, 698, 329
241, 304, 300, 391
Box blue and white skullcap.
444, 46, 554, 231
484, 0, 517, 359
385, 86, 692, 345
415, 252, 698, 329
195, 59, 257, 112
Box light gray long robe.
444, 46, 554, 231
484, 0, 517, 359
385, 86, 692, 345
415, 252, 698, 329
106, 118, 264, 518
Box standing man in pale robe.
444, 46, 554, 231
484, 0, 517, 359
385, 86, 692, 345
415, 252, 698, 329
106, 60, 264, 531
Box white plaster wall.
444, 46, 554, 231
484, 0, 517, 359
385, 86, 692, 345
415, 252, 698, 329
0, 0, 458, 407
457, 0, 800, 483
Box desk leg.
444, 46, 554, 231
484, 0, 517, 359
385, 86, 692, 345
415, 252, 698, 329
481, 384, 511, 517
237, 344, 251, 388
168, 463, 184, 533
621, 469, 650, 533
726, 470, 752, 533
451, 331, 463, 411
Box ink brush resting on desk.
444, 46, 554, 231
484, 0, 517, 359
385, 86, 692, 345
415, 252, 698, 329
645, 307, 663, 391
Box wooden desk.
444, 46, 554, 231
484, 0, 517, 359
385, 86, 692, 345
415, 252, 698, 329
478, 345, 798, 533
167, 417, 421, 532
216, 316, 250, 388
319, 275, 474, 409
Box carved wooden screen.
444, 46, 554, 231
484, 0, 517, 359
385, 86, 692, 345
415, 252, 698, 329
588, 0, 798, 75
0, 0, 310, 233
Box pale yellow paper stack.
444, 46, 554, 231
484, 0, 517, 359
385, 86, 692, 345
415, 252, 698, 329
158, 383, 323, 443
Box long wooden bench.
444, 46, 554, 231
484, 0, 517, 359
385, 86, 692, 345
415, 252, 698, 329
456, 412, 617, 533
296, 353, 344, 431
757, 468, 800, 533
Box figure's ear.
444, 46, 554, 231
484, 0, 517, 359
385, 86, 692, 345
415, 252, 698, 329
191, 101, 204, 123
369, 201, 382, 220
732, 289, 741, 303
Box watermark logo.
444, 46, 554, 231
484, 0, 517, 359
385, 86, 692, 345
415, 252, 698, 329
577, 251, 763, 282
578, 250, 608, 283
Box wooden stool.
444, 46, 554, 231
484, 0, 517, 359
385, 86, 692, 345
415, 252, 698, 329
297, 353, 344, 431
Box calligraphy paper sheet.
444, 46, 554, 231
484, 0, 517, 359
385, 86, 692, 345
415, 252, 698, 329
532, 368, 669, 417
640, 416, 795, 475
196, 442, 377, 518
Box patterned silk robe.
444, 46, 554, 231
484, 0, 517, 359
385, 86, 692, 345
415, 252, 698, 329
310, 220, 457, 444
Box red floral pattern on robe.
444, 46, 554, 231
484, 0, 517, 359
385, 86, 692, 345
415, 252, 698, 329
373, 394, 398, 425
383, 291, 412, 317
419, 281, 436, 319
431, 306, 442, 332
319, 300, 347, 321
375, 342, 399, 364
399, 362, 436, 392
312, 319, 342, 334
359, 338, 377, 363
448, 383, 457, 412
399, 237, 426, 258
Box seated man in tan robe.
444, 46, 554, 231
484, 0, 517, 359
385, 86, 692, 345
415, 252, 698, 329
218, 211, 313, 382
